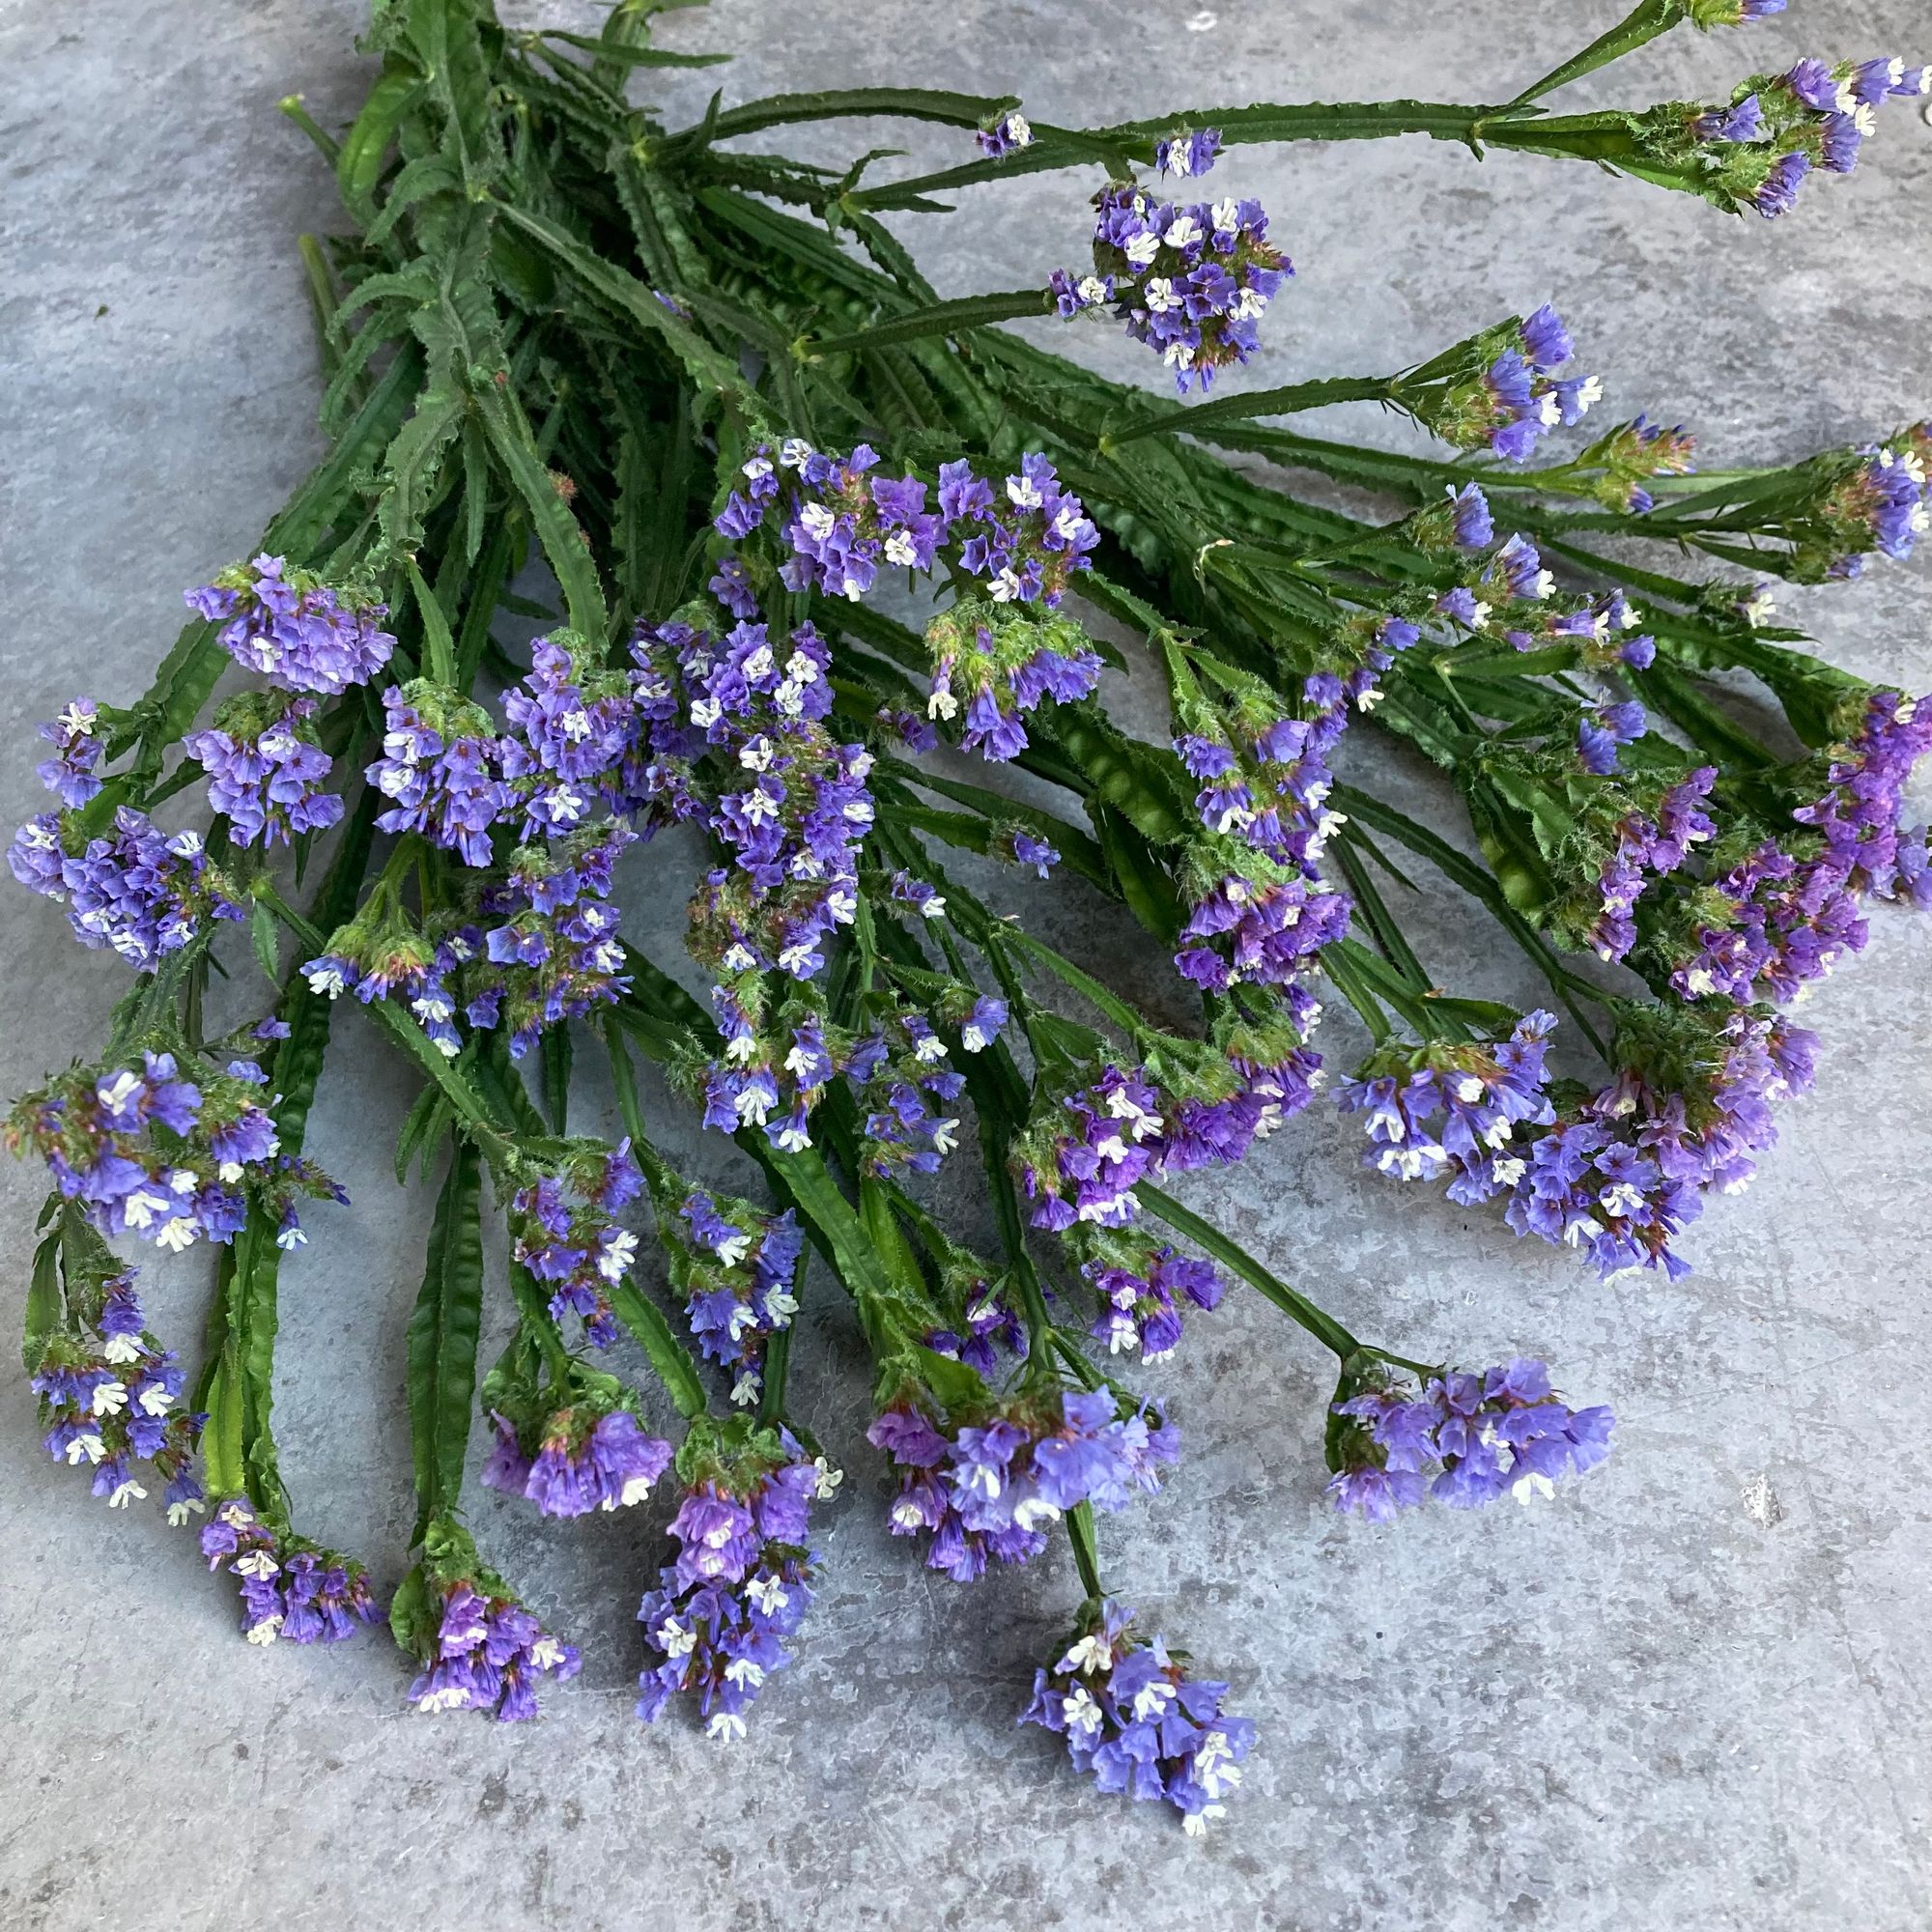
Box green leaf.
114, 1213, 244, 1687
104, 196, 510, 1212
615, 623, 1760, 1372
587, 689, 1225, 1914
471, 379, 608, 643
336, 64, 425, 216
407, 558, 457, 685
23, 1225, 62, 1374
533, 27, 729, 68
609, 1284, 710, 1422
380, 388, 468, 560
406, 1138, 485, 1540
249, 900, 281, 984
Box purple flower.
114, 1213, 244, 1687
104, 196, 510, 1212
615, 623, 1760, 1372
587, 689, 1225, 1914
1021, 1600, 1255, 1833
35, 697, 104, 808
187, 554, 394, 695
200, 1497, 380, 1645
185, 696, 342, 849
407, 1577, 580, 1719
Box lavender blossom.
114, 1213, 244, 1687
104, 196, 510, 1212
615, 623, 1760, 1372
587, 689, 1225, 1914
1021, 1599, 1255, 1833
185, 696, 342, 848
187, 554, 394, 696
200, 1497, 380, 1644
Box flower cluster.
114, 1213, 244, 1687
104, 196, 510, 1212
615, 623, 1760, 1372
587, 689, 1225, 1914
1410, 306, 1601, 463
35, 697, 104, 808
1586, 766, 1718, 961
635, 1434, 832, 1739
462, 821, 635, 1057
868, 1389, 1178, 1582
30, 1264, 203, 1518
10, 807, 241, 968
407, 1576, 582, 1719
1676, 57, 1932, 220
185, 694, 342, 849
368, 682, 509, 867
976, 108, 1033, 158
8, 1052, 292, 1253
1807, 439, 1929, 580
1480, 1011, 1815, 1280
481, 1401, 673, 1518
923, 599, 1103, 763
1327, 1359, 1614, 1519
1021, 1600, 1255, 1834
1082, 1233, 1225, 1361
199, 1496, 381, 1644
499, 637, 638, 838
1065, 173, 1290, 391
507, 1138, 646, 1347
664, 1188, 805, 1406
187, 554, 394, 696
1674, 690, 1931, 1004
1575, 414, 1699, 514
778, 443, 947, 601
1337, 1013, 1558, 1184
937, 454, 1099, 609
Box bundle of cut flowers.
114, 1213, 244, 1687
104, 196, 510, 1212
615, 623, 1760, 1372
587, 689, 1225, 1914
13, 0, 1930, 1834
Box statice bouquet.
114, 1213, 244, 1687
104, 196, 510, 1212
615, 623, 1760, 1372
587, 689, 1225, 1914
12, 0, 1929, 1833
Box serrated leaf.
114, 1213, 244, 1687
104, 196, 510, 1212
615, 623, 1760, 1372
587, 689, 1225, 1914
23, 1226, 62, 1375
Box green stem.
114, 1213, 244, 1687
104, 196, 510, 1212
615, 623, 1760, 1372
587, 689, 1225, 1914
1102, 376, 1402, 450
1065, 1501, 1105, 1604
803, 287, 1050, 357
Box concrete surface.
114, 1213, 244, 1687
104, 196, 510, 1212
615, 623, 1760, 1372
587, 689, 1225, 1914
2, 2, 1929, 1928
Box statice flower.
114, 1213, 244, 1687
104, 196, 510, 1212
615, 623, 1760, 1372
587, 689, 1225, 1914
1327, 1358, 1614, 1519
1003, 827, 1062, 877
185, 695, 342, 849
1021, 1599, 1255, 1833
498, 637, 639, 838
10, 806, 242, 967
367, 682, 508, 867
1174, 870, 1352, 995
407, 1576, 581, 1720
636, 1434, 832, 1739
1586, 767, 1718, 961
1577, 698, 1648, 776
936, 455, 1099, 610
481, 1401, 673, 1518
186, 554, 394, 696
1019, 1064, 1168, 1231
1674, 690, 1931, 1004
1079, 176, 1291, 391
35, 697, 104, 808
507, 1139, 647, 1347
1572, 414, 1699, 514
1152, 125, 1220, 178
1084, 1237, 1225, 1361
1336, 1012, 1558, 1185
1410, 307, 1600, 463
711, 443, 781, 542
7, 1052, 295, 1253
461, 821, 635, 1057
30, 1264, 204, 1516
926, 1271, 1030, 1375
199, 1497, 380, 1644
977, 108, 1034, 157
869, 1388, 1178, 1582
1808, 441, 1929, 578
779, 443, 947, 601
666, 1189, 806, 1407
923, 598, 1104, 763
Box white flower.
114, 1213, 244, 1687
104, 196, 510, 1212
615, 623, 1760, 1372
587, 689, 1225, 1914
66, 1432, 105, 1465
91, 1380, 128, 1420
1122, 232, 1160, 270
707, 1712, 748, 1743
527, 1635, 569, 1671
1181, 1804, 1227, 1838
926, 685, 958, 721
1061, 1687, 1104, 1738
883, 529, 919, 567
245, 1616, 285, 1646
723, 1658, 767, 1689
779, 438, 814, 469
1210, 197, 1238, 233
656, 1617, 697, 1659
1143, 276, 1179, 315
235, 1551, 280, 1580
597, 1229, 639, 1282
107, 1476, 147, 1508
306, 961, 348, 999
799, 502, 837, 542
747, 1574, 789, 1614
930, 1119, 959, 1155
136, 1382, 175, 1418
1131, 1678, 1177, 1723
96, 1069, 144, 1115
1162, 213, 1202, 250
156, 1217, 200, 1254
166, 1496, 206, 1526
1004, 112, 1033, 148
1062, 1633, 1113, 1676
811, 1456, 844, 1500
101, 1333, 144, 1366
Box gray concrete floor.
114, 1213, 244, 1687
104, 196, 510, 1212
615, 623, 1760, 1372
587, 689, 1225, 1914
3, 3, 1929, 1927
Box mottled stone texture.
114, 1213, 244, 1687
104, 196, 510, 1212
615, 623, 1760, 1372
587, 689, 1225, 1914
1, 2, 1928, 1927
